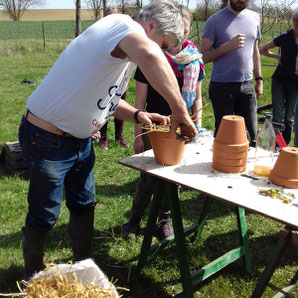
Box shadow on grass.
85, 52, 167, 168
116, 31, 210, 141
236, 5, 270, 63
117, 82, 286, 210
0, 162, 28, 180
0, 223, 173, 297
0, 221, 296, 296
95, 179, 137, 199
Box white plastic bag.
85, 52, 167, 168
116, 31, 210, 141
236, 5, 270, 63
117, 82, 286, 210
31, 259, 119, 297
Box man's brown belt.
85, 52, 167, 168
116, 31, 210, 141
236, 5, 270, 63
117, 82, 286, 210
24, 110, 73, 137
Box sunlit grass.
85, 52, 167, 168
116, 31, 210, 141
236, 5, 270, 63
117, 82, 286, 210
0, 31, 297, 297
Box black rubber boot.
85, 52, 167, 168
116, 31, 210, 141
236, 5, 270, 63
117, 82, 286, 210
122, 215, 141, 239
22, 225, 48, 279
69, 207, 95, 262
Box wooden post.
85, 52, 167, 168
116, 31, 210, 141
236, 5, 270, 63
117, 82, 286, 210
75, 0, 81, 37
196, 21, 201, 45
42, 21, 46, 48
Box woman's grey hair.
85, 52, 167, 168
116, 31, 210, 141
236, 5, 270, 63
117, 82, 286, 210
178, 4, 193, 29
132, 0, 184, 47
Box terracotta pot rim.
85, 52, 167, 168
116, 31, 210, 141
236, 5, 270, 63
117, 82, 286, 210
213, 154, 247, 166
148, 130, 178, 140
213, 139, 249, 152
269, 173, 298, 189
214, 139, 249, 147
212, 149, 248, 159
212, 161, 246, 173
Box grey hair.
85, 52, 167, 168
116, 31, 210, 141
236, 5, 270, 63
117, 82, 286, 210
132, 0, 184, 47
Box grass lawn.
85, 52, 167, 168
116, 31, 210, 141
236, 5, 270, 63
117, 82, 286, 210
0, 34, 297, 297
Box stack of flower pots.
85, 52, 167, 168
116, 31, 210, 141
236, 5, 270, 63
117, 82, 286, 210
269, 147, 298, 189
212, 115, 249, 173
148, 131, 186, 166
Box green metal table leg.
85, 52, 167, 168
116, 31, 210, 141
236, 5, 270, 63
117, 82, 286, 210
251, 227, 292, 298
165, 181, 194, 298
236, 207, 251, 273
136, 181, 161, 274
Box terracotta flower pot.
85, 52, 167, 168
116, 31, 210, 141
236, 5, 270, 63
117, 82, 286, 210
213, 154, 247, 167
213, 148, 248, 159
215, 115, 248, 145
213, 139, 249, 153
148, 131, 185, 166
212, 161, 246, 173
269, 147, 298, 189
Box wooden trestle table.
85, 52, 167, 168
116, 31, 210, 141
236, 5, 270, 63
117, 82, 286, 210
119, 137, 298, 297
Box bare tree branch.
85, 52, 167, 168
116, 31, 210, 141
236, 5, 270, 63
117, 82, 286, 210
0, 0, 45, 21
253, 0, 296, 36
84, 0, 103, 20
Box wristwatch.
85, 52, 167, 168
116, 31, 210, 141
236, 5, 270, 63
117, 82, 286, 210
255, 77, 263, 81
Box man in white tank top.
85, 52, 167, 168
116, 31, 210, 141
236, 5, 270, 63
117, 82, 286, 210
19, 0, 198, 280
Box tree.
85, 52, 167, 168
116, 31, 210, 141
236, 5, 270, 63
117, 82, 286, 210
117, 0, 130, 14
220, 0, 228, 9
253, 0, 296, 35
196, 0, 221, 20
85, 0, 103, 20
135, 0, 142, 8
0, 0, 45, 21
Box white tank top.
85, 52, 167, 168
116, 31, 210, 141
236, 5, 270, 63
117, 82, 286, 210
26, 14, 144, 138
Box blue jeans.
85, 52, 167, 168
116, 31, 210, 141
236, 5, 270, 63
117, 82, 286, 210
295, 98, 298, 148
209, 81, 257, 146
18, 116, 97, 230
272, 78, 298, 145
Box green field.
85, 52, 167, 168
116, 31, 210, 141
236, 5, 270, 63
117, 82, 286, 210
0, 20, 297, 297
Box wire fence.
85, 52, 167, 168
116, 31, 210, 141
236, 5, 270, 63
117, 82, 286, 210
0, 20, 95, 47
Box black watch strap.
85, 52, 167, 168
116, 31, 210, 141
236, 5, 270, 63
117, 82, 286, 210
134, 109, 146, 124
255, 77, 263, 81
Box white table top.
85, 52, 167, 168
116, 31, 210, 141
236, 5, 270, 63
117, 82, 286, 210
119, 137, 298, 229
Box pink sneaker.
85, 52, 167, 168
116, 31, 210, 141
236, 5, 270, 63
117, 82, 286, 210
155, 215, 173, 240
116, 135, 129, 148
99, 136, 108, 150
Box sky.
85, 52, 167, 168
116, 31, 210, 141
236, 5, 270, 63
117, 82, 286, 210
43, 0, 198, 10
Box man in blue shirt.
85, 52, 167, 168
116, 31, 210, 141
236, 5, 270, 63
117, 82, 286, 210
200, 0, 263, 146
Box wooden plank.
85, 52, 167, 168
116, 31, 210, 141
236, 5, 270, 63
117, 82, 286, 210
192, 247, 244, 287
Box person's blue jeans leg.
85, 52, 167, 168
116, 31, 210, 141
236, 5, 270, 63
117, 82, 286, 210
18, 116, 96, 230
209, 82, 236, 136
272, 78, 284, 126
283, 83, 297, 146
272, 78, 297, 145
210, 81, 257, 146
235, 81, 258, 147
295, 98, 298, 148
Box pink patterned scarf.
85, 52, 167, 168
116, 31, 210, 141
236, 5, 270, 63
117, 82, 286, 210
165, 40, 204, 109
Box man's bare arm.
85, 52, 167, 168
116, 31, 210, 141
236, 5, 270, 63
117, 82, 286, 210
253, 40, 263, 99
200, 35, 246, 64
117, 32, 197, 140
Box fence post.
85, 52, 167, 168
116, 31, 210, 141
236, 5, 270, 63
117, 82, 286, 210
196, 21, 201, 45
42, 21, 46, 48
